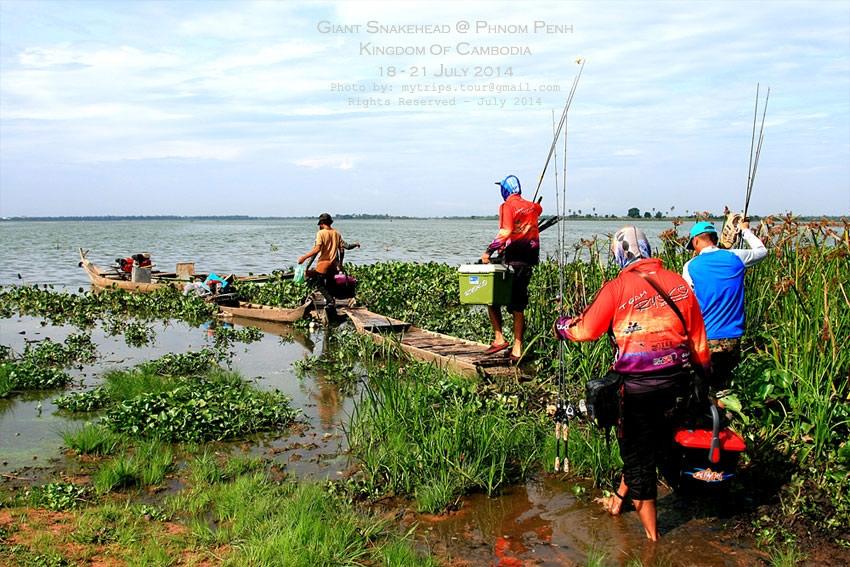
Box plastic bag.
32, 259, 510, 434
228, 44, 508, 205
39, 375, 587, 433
294, 264, 306, 284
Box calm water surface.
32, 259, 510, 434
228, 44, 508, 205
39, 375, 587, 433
0, 219, 679, 286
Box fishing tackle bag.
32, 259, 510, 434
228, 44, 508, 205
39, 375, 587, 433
585, 371, 623, 430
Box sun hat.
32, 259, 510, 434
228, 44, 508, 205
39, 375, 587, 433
687, 221, 718, 250
495, 175, 521, 201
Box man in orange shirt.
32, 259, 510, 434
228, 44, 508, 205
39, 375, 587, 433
298, 213, 360, 301
481, 175, 543, 363
555, 226, 711, 541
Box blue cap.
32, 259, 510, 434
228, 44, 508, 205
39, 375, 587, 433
496, 175, 521, 201
687, 221, 717, 250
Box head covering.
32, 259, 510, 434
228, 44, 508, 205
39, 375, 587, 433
317, 213, 333, 226
495, 175, 521, 201
686, 221, 717, 250
611, 226, 652, 269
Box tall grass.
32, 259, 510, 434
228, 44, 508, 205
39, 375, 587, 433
166, 465, 434, 566
348, 361, 545, 513
93, 440, 174, 494
62, 422, 124, 456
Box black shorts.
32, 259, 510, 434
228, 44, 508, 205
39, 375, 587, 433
617, 386, 678, 501
507, 264, 534, 313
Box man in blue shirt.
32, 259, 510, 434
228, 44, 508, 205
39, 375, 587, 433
683, 219, 767, 395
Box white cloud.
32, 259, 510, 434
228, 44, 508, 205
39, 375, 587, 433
293, 155, 356, 170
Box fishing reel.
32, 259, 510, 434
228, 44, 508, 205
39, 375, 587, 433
553, 398, 587, 473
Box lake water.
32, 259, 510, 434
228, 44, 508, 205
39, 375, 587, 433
0, 218, 680, 286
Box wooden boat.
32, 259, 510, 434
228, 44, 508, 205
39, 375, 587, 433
79, 249, 175, 292
79, 249, 278, 292
218, 301, 311, 323
343, 306, 517, 379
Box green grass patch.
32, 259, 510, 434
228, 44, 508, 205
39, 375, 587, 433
92, 440, 174, 494
167, 466, 434, 566
348, 361, 545, 513
62, 422, 124, 455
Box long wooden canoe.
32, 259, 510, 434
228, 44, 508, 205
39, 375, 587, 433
79, 249, 176, 292
79, 248, 278, 292
218, 301, 311, 323
343, 306, 518, 379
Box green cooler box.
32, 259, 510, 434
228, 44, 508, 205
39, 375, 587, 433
458, 264, 513, 305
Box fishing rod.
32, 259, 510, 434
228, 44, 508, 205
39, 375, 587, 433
552, 96, 575, 473
531, 58, 585, 204
744, 86, 770, 219
733, 85, 769, 248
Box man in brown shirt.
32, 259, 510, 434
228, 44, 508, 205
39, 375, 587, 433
298, 213, 342, 277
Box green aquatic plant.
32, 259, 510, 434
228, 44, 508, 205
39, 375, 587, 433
348, 361, 545, 513
105, 371, 297, 442
237, 274, 310, 308
212, 325, 264, 351
138, 348, 221, 376
0, 360, 71, 392
26, 482, 89, 511
122, 320, 156, 347
0, 284, 217, 328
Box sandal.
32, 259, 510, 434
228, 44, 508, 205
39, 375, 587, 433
485, 342, 510, 355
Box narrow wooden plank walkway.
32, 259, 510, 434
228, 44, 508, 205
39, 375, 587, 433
342, 307, 518, 379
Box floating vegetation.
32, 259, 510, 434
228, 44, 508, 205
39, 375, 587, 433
0, 284, 217, 328
138, 348, 221, 376
348, 361, 545, 513
212, 325, 264, 351
237, 274, 310, 308
121, 320, 156, 347
350, 261, 491, 341
105, 371, 297, 443
0, 361, 71, 394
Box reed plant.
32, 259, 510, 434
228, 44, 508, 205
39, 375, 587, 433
348, 361, 545, 513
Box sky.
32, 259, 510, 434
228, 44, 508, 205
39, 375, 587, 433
0, 0, 848, 217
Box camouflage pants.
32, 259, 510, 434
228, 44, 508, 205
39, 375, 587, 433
708, 338, 741, 397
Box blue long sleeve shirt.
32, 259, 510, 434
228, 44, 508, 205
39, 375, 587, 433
682, 229, 767, 340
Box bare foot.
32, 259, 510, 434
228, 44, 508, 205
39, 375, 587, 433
595, 493, 623, 516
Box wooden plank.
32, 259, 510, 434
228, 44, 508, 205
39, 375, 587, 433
344, 307, 521, 379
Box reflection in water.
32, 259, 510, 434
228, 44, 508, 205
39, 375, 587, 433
416, 477, 761, 566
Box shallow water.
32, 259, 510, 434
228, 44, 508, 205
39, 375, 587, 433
0, 218, 679, 287
415, 478, 764, 566
0, 314, 351, 478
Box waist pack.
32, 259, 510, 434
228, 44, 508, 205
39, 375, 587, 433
585, 371, 624, 430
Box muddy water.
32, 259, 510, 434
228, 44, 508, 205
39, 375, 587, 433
416, 477, 764, 566
0, 314, 353, 477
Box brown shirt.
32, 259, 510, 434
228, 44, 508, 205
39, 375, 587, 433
314, 228, 342, 273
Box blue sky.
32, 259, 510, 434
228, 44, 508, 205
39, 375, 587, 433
1, 0, 848, 217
